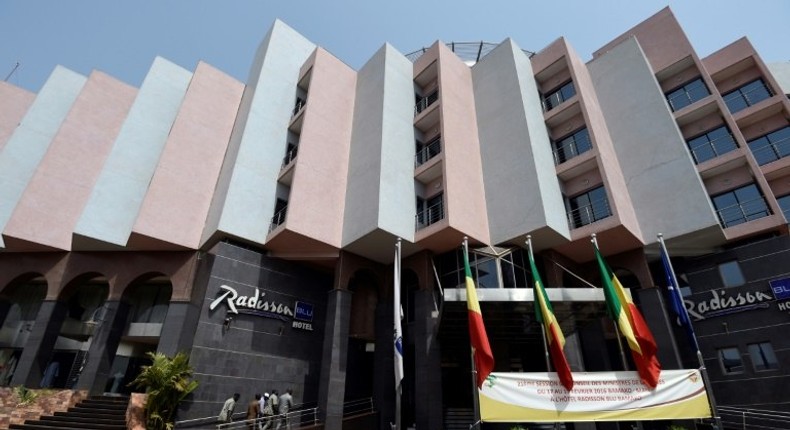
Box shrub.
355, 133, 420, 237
128, 351, 199, 430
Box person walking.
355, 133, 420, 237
275, 389, 293, 430
246, 394, 261, 430
261, 390, 279, 430
218, 393, 240, 424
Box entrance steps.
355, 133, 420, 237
444, 407, 474, 430
10, 395, 128, 430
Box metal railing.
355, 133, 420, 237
718, 405, 790, 429
566, 198, 612, 229
724, 80, 773, 113
404, 41, 536, 63
415, 138, 442, 167
292, 98, 306, 116
415, 201, 445, 230
716, 197, 770, 228
269, 205, 288, 232
215, 407, 320, 430
749, 134, 790, 165
552, 135, 591, 165
414, 91, 438, 116
666, 81, 709, 112
342, 397, 374, 416
542, 82, 575, 112
282, 146, 299, 168
689, 132, 737, 164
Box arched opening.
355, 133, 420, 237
345, 270, 379, 403
0, 275, 47, 386
44, 274, 109, 389
105, 275, 172, 395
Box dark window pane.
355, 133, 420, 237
712, 184, 769, 227
719, 347, 743, 374
748, 342, 779, 371
718, 261, 745, 288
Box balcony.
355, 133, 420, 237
716, 197, 771, 228
687, 129, 738, 165
566, 198, 612, 229
415, 91, 439, 116
282, 145, 299, 169
553, 129, 592, 165
748, 127, 790, 166
269, 204, 288, 233
723, 79, 773, 114
415, 138, 442, 167
542, 81, 576, 112
415, 201, 444, 230
293, 97, 306, 116
665, 78, 710, 112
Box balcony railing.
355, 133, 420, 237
415, 201, 444, 230
293, 98, 306, 116
553, 134, 592, 165
665, 79, 709, 112
269, 205, 288, 232
716, 197, 770, 228
415, 138, 442, 167
282, 145, 299, 168
723, 80, 773, 114
749, 134, 790, 166
566, 198, 612, 229
542, 81, 576, 112
688, 132, 737, 164
415, 91, 439, 116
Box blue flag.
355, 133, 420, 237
660, 244, 699, 352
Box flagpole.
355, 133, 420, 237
527, 236, 556, 376
657, 234, 722, 429
463, 237, 483, 430
395, 239, 403, 430
591, 234, 630, 371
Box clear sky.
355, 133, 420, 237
1, 1, 788, 93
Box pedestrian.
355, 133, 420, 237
276, 389, 293, 430
247, 394, 261, 430
218, 393, 240, 423
261, 390, 279, 430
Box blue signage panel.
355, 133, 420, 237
294, 301, 314, 322
770, 278, 790, 300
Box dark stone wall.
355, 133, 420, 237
180, 242, 332, 420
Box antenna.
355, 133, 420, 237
4, 62, 20, 82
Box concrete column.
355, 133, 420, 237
317, 289, 351, 430
75, 300, 131, 394
157, 301, 201, 357
373, 293, 395, 429
10, 300, 68, 387
413, 289, 442, 430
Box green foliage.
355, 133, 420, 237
128, 351, 199, 430
668, 425, 690, 430
14, 385, 39, 406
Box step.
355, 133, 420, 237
40, 416, 126, 427
54, 411, 123, 421
10, 424, 120, 430
68, 405, 126, 415
24, 420, 125, 430
76, 400, 128, 410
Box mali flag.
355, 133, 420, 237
529, 251, 574, 391
464, 247, 495, 389
594, 245, 661, 388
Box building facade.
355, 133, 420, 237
0, 7, 789, 429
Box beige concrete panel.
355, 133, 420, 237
436, 43, 490, 244
131, 62, 244, 249
287, 49, 356, 247
702, 38, 755, 78
3, 72, 137, 250
0, 82, 35, 151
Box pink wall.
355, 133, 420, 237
131, 62, 244, 249
3, 72, 136, 250
437, 43, 490, 244
288, 48, 356, 247
0, 82, 35, 151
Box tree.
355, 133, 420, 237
128, 351, 199, 430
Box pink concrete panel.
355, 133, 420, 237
593, 7, 694, 74
3, 72, 137, 250
437, 43, 491, 244
702, 38, 755, 78
288, 48, 356, 247
0, 82, 35, 151
131, 62, 244, 249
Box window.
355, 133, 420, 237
718, 261, 745, 288
566, 186, 612, 228
686, 126, 737, 164
718, 347, 744, 374
415, 90, 438, 115
748, 342, 779, 371
542, 81, 576, 112
711, 183, 770, 228
665, 78, 710, 112
748, 125, 790, 165
777, 194, 790, 220
723, 79, 773, 113
553, 127, 592, 164
415, 136, 442, 167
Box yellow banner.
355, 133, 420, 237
480, 370, 711, 422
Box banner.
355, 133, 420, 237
480, 370, 711, 422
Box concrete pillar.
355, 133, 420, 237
10, 300, 68, 387
317, 289, 351, 430
75, 300, 131, 394
413, 289, 442, 430
157, 301, 201, 357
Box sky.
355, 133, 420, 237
1, 1, 789, 93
